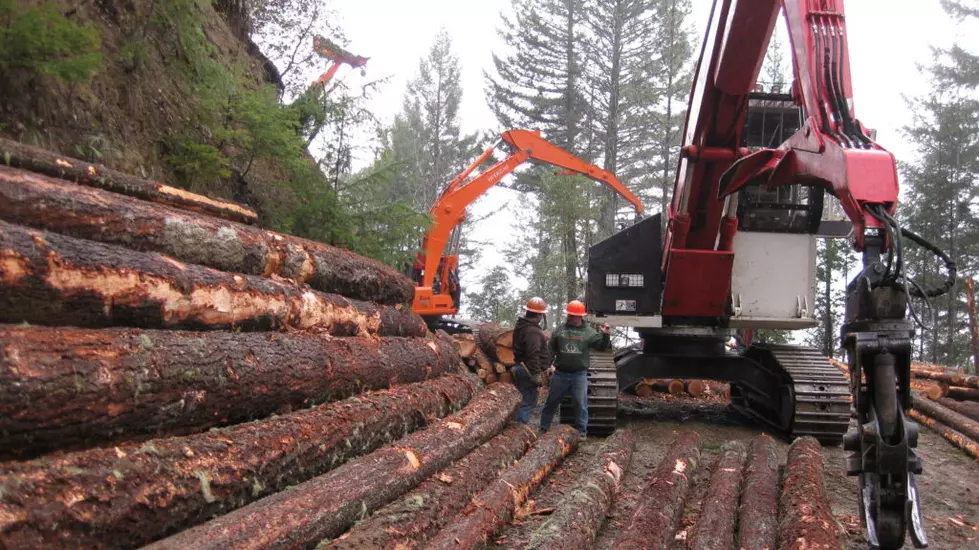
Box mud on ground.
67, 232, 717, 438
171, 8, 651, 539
488, 392, 979, 549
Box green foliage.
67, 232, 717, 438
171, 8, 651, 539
0, 0, 102, 83
465, 266, 522, 326
164, 136, 231, 182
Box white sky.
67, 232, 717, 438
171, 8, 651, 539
328, 0, 976, 314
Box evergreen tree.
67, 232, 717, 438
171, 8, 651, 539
465, 266, 523, 326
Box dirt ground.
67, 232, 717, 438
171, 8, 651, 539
487, 392, 979, 550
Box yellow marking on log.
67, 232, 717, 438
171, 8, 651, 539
114, 447, 128, 458
63, 489, 87, 507
445, 421, 464, 430
157, 184, 257, 218
87, 165, 97, 176
161, 256, 188, 270
403, 449, 421, 470
55, 158, 73, 168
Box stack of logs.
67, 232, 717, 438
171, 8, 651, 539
455, 321, 529, 385
0, 140, 578, 549
632, 378, 726, 399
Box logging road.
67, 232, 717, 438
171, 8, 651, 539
486, 392, 979, 550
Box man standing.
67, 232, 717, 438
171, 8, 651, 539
510, 296, 550, 425
540, 300, 611, 435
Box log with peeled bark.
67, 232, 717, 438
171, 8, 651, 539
909, 409, 979, 460
0, 374, 479, 550
0, 136, 258, 224
0, 325, 461, 459
323, 423, 537, 550
936, 397, 979, 423
948, 386, 979, 401
778, 437, 841, 550
0, 220, 425, 336
143, 383, 522, 550
612, 431, 701, 550
525, 429, 634, 550
690, 440, 746, 550
913, 393, 979, 442
737, 434, 780, 550
912, 369, 979, 389
0, 165, 414, 305
476, 322, 516, 365
424, 425, 580, 550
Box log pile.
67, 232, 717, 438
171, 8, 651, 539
632, 377, 727, 401
912, 391, 979, 460
0, 143, 548, 549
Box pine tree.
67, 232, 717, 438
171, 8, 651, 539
464, 266, 524, 326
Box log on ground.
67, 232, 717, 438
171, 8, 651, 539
476, 322, 515, 365
0, 165, 414, 305
454, 333, 477, 359
525, 429, 635, 550
936, 397, 979, 423
668, 379, 685, 395
323, 423, 537, 550
143, 383, 522, 550
0, 136, 258, 224
690, 440, 746, 550
913, 394, 979, 442
686, 379, 706, 397
0, 325, 461, 459
737, 434, 780, 550
0, 374, 479, 550
612, 431, 701, 550
425, 425, 580, 550
948, 386, 979, 402
0, 220, 425, 336
913, 370, 979, 390
778, 436, 841, 550
909, 409, 979, 460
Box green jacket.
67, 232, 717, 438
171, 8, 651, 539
548, 323, 611, 373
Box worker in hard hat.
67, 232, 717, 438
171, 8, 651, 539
540, 300, 611, 436
510, 296, 550, 425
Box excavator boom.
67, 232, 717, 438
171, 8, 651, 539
412, 129, 642, 322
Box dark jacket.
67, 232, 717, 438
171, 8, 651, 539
513, 316, 550, 376
549, 323, 611, 373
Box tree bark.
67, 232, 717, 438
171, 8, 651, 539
0, 136, 258, 224
690, 440, 746, 550
909, 409, 979, 460
778, 436, 841, 550
424, 425, 580, 550
525, 429, 634, 550
143, 383, 522, 550
612, 431, 701, 550
0, 165, 415, 305
912, 370, 979, 389
0, 374, 479, 550
476, 322, 515, 365
966, 278, 979, 373
0, 220, 426, 336
0, 325, 461, 459
948, 386, 979, 401
913, 394, 979, 442
936, 397, 979, 422
737, 434, 780, 550
323, 423, 537, 550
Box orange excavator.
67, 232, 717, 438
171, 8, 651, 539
410, 129, 643, 334
311, 35, 369, 92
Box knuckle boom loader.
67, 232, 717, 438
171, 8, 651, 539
584, 0, 955, 548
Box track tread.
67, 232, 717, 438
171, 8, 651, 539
559, 351, 618, 436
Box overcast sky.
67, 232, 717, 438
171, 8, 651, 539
327, 0, 976, 313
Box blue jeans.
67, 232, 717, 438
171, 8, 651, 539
511, 364, 539, 425
540, 371, 588, 434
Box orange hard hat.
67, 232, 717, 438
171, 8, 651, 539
564, 300, 587, 316
525, 296, 547, 314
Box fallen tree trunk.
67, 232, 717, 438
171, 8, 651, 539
0, 220, 425, 336
909, 409, 979, 460
0, 166, 414, 305
913, 394, 979, 442
476, 322, 515, 365
612, 431, 701, 550
690, 440, 746, 550
737, 434, 780, 550
0, 136, 258, 224
778, 436, 841, 550
525, 429, 634, 550
424, 425, 580, 550
0, 374, 479, 550
948, 386, 979, 402
323, 423, 537, 550
912, 370, 979, 390
936, 397, 979, 423
0, 325, 461, 459
144, 383, 522, 550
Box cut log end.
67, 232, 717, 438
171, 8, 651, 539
686, 379, 706, 397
